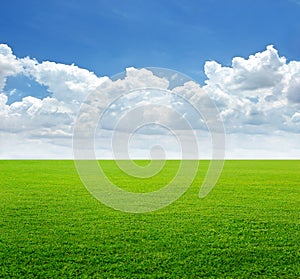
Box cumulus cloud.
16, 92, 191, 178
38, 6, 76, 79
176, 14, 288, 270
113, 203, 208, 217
203, 45, 300, 134
0, 44, 299, 158
0, 44, 22, 90
22, 58, 105, 103
286, 73, 300, 103
204, 45, 285, 93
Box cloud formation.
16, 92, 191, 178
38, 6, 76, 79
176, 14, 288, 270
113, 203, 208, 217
0, 44, 299, 158
0, 44, 23, 90
204, 45, 300, 134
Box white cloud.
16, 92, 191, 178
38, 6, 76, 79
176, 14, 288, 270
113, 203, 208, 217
22, 58, 106, 103
203, 45, 300, 135
0, 44, 299, 158
0, 44, 22, 90
204, 45, 286, 94
286, 73, 300, 103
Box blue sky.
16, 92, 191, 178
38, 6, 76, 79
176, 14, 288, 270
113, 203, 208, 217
1, 0, 300, 158
1, 0, 300, 83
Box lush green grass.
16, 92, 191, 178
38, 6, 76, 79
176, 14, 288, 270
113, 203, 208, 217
0, 160, 299, 278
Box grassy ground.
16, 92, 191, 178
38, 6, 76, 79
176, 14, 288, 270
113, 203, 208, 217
0, 160, 299, 278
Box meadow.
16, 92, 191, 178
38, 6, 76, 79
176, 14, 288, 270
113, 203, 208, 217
0, 160, 299, 278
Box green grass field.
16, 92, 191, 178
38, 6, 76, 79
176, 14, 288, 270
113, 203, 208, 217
0, 160, 299, 278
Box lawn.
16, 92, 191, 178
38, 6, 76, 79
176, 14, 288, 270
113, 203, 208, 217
0, 160, 299, 278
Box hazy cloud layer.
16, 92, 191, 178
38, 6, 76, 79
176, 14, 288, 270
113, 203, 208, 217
0, 44, 299, 158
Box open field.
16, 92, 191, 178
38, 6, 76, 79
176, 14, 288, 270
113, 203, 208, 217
0, 160, 299, 278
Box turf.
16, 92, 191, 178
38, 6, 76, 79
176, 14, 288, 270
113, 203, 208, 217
0, 160, 299, 278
